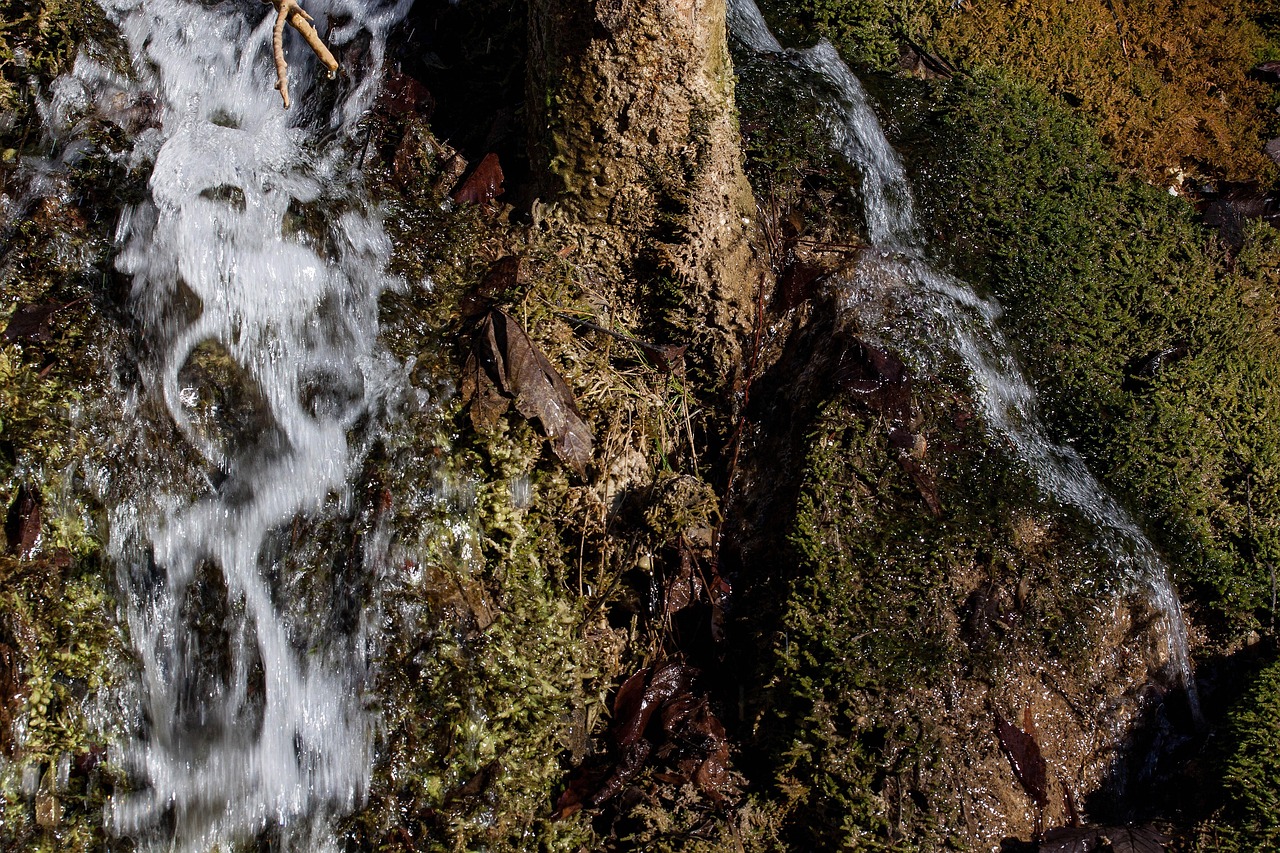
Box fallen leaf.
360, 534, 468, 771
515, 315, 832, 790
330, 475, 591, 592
552, 762, 610, 819
587, 739, 651, 808
563, 660, 737, 812
649, 343, 687, 375
612, 667, 655, 748
460, 309, 594, 476
5, 484, 41, 556
1106, 825, 1169, 853
378, 69, 433, 118
1037, 824, 1167, 853
2, 304, 63, 343
776, 258, 828, 311
832, 334, 912, 426
995, 710, 1048, 809
460, 256, 522, 319
444, 761, 498, 806
897, 454, 941, 517
452, 152, 504, 206
664, 546, 707, 616
1253, 60, 1280, 84
0, 642, 20, 757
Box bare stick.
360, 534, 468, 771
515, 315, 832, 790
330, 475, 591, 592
273, 0, 292, 108
267, 0, 340, 109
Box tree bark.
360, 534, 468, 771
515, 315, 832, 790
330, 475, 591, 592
527, 0, 762, 391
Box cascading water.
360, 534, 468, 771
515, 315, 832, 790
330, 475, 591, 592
52, 0, 411, 846
728, 0, 1201, 722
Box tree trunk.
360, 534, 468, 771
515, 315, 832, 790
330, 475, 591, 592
527, 0, 762, 392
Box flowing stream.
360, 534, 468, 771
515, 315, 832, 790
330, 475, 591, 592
728, 0, 1201, 722
54, 0, 411, 847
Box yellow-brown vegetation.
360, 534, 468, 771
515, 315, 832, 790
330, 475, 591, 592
932, 0, 1278, 182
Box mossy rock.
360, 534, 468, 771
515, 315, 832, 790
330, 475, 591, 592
913, 69, 1280, 640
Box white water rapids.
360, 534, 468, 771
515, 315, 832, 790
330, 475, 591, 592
50, 0, 411, 847
729, 0, 1201, 722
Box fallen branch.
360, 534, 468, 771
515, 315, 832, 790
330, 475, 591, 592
265, 0, 339, 109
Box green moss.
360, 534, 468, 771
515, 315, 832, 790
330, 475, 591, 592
926, 0, 1279, 182
755, 0, 949, 71
1205, 654, 1280, 850
755, 385, 1126, 848
913, 70, 1280, 637
0, 0, 114, 146
0, 553, 126, 853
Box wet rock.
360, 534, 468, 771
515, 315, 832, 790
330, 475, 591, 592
528, 0, 763, 390
175, 339, 277, 466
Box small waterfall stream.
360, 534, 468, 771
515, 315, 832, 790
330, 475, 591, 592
56, 0, 411, 847
729, 0, 1201, 721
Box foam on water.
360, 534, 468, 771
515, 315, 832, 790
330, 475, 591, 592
55, 0, 411, 846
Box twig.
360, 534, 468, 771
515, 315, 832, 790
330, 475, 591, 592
265, 0, 339, 109
792, 237, 866, 254
553, 310, 686, 374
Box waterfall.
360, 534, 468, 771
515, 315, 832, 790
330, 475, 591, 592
55, 0, 412, 847
728, 0, 1201, 722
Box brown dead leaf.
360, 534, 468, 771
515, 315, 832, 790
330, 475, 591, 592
460, 309, 594, 477
3, 304, 64, 343
556, 660, 737, 816
452, 152, 504, 206
460, 256, 522, 319
995, 710, 1048, 809
5, 484, 41, 556
833, 336, 913, 426
0, 642, 20, 757
776, 258, 828, 311
378, 69, 433, 118
664, 546, 707, 616
1038, 824, 1167, 853
898, 455, 941, 517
